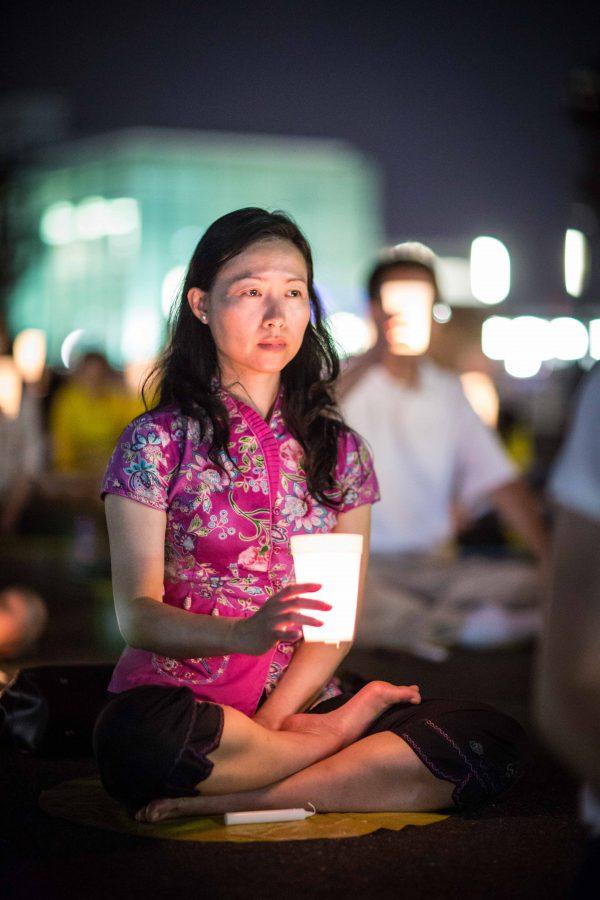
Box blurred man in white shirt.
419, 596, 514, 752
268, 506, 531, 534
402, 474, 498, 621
340, 243, 549, 656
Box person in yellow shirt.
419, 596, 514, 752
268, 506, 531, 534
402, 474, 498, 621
51, 352, 143, 486
49, 351, 143, 567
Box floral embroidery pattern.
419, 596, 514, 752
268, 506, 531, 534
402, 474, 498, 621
102, 393, 379, 699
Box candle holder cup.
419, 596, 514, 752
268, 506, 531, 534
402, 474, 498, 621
290, 533, 363, 646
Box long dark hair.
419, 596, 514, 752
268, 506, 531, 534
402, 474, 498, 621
144, 207, 353, 507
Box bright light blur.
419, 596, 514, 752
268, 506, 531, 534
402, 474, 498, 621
436, 257, 472, 305
161, 265, 187, 317
590, 319, 600, 360
40, 201, 75, 245
0, 357, 23, 419
432, 302, 452, 324
460, 371, 500, 428
470, 237, 511, 305
503, 316, 550, 379
482, 315, 590, 372
326, 311, 376, 357
504, 354, 542, 379
75, 196, 109, 240
380, 280, 434, 355
291, 533, 363, 645
40, 197, 140, 245
121, 310, 163, 363
564, 229, 588, 297
105, 198, 140, 236
12, 329, 47, 383
511, 316, 552, 360
481, 316, 511, 360
124, 360, 154, 397
60, 329, 85, 369
548, 317, 589, 361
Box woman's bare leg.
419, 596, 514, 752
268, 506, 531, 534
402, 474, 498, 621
136, 731, 455, 822
198, 681, 420, 796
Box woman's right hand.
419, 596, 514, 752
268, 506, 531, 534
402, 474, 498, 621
234, 583, 330, 656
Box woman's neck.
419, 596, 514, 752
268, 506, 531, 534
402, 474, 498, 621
219, 364, 280, 421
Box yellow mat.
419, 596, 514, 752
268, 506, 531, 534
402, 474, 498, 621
39, 778, 449, 843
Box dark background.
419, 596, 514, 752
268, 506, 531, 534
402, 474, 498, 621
3, 0, 599, 307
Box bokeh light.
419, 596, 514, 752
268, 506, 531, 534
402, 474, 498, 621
564, 228, 589, 297
13, 329, 47, 383
470, 237, 511, 305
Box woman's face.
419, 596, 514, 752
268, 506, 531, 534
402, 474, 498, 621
188, 239, 311, 379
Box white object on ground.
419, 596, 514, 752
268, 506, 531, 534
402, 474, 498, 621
224, 803, 316, 826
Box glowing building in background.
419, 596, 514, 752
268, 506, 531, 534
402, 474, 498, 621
7, 129, 383, 367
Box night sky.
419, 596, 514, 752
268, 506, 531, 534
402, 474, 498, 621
3, 0, 599, 306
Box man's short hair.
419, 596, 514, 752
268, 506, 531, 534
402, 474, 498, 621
367, 242, 439, 301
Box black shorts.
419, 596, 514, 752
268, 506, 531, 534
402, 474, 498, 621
93, 685, 224, 812
309, 693, 529, 811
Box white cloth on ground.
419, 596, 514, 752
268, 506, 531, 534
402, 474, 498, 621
357, 553, 541, 660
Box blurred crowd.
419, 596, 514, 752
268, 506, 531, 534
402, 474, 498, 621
0, 246, 582, 666
0, 339, 143, 662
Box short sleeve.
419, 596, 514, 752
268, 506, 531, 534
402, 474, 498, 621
453, 387, 516, 507
334, 427, 380, 513
101, 411, 184, 511
550, 364, 600, 521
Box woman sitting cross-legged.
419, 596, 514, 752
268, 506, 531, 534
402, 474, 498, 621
93, 208, 528, 822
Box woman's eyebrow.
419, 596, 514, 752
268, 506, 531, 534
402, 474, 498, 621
226, 272, 307, 286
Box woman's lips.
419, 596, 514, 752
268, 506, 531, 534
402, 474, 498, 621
258, 341, 286, 350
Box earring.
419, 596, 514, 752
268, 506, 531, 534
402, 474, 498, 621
200, 313, 208, 324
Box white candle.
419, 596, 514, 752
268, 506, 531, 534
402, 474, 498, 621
290, 533, 363, 644
224, 805, 316, 826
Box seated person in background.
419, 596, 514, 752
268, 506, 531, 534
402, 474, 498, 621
49, 351, 143, 494
48, 351, 143, 566
535, 363, 600, 895
0, 347, 47, 670
339, 242, 550, 657
0, 388, 44, 536
0, 586, 47, 662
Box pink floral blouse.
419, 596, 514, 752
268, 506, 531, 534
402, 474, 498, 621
101, 387, 380, 716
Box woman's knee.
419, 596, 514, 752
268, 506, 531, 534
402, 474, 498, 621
93, 685, 223, 811
377, 733, 456, 810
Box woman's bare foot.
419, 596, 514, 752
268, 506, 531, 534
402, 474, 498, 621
280, 681, 420, 750
135, 793, 220, 823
